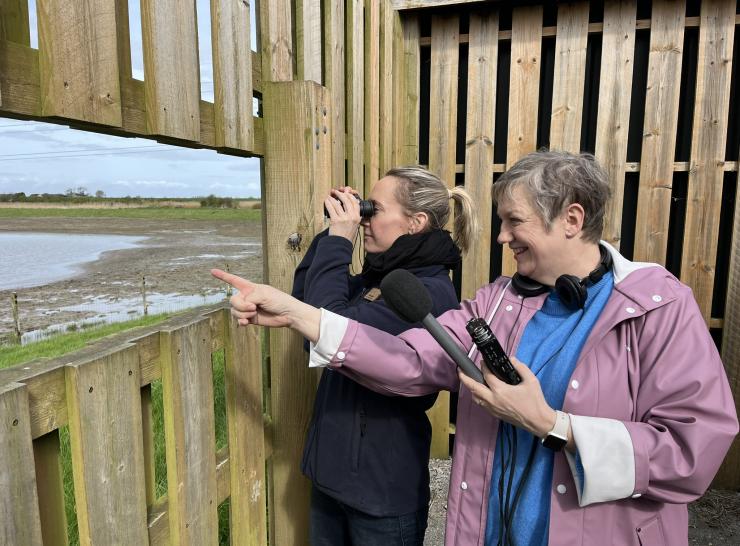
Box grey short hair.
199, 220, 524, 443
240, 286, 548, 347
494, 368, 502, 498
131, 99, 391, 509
491, 150, 611, 243
385, 166, 478, 253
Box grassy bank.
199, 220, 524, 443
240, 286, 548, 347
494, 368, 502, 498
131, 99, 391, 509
0, 206, 260, 222
1, 314, 231, 545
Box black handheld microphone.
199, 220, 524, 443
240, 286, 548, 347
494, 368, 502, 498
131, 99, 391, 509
465, 318, 522, 385
380, 269, 485, 384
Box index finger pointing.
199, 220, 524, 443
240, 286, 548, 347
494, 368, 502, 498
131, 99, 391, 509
211, 269, 253, 292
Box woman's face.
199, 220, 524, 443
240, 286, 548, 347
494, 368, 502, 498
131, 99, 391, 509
496, 186, 568, 285
361, 176, 414, 253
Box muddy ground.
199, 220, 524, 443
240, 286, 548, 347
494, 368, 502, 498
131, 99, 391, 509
0, 216, 263, 341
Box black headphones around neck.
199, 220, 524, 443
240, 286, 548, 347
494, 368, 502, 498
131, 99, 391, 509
511, 245, 612, 310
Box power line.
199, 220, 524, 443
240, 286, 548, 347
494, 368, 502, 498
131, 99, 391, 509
0, 147, 194, 162
0, 144, 164, 159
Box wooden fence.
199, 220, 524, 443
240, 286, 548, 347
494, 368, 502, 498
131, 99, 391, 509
1, 0, 740, 544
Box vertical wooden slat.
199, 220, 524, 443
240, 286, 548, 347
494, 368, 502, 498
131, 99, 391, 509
633, 0, 685, 264
364, 0, 380, 190
462, 11, 498, 300
680, 0, 735, 322
596, 1, 637, 249
427, 13, 459, 459
34, 432, 69, 546
504, 5, 543, 276
549, 1, 589, 152
225, 312, 267, 545
0, 0, 30, 44
324, 0, 346, 186
259, 0, 293, 82
379, 1, 395, 174
261, 80, 330, 544
141, 0, 200, 140
161, 321, 218, 545
346, 0, 365, 189
65, 347, 149, 545
0, 382, 44, 546
212, 0, 254, 151
37, 0, 122, 126
428, 14, 459, 186
140, 384, 157, 505
0, 40, 41, 116
395, 12, 420, 166
718, 148, 740, 489
296, 0, 322, 83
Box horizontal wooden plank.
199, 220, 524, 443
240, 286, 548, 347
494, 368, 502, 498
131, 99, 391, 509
417, 14, 740, 45
449, 161, 740, 175
0, 40, 41, 115
392, 0, 490, 9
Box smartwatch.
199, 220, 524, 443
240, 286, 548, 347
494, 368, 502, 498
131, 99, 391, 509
541, 410, 569, 451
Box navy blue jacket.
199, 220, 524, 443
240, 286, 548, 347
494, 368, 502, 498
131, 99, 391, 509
291, 229, 460, 516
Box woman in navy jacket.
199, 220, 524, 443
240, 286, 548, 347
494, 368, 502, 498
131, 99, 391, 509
291, 166, 477, 545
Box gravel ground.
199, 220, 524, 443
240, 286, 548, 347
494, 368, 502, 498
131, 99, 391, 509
424, 458, 740, 545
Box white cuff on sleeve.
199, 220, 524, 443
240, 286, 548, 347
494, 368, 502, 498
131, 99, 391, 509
308, 309, 349, 368
565, 414, 635, 506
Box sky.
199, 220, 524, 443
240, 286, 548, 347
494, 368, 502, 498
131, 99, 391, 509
0, 0, 261, 199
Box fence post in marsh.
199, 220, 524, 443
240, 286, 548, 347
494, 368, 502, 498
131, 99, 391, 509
141, 276, 148, 316
11, 292, 21, 344
224, 264, 232, 297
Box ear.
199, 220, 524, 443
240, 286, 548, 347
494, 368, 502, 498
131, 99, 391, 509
562, 203, 585, 239
408, 212, 429, 234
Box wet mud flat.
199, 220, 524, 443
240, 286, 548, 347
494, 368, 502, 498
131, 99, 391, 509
0, 217, 263, 342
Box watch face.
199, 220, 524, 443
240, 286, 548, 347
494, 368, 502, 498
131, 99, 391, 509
542, 434, 567, 451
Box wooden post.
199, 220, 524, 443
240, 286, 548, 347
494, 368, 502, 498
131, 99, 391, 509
262, 80, 331, 545
11, 292, 21, 344
141, 276, 148, 316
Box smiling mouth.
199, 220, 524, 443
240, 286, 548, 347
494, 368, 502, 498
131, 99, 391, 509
511, 247, 526, 256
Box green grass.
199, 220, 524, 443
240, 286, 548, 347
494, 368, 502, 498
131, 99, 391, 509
0, 313, 173, 369
1, 316, 232, 545
0, 206, 261, 222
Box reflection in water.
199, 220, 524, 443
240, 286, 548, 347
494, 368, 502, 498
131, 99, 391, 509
22, 290, 228, 344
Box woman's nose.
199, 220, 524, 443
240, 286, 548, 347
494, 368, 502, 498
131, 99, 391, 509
497, 227, 510, 245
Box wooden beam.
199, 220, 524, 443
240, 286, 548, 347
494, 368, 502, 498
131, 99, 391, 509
65, 346, 149, 545
346, 0, 365, 189
462, 10, 498, 300
211, 0, 254, 151
261, 80, 330, 545
0, 0, 30, 44
681, 0, 735, 322
0, 383, 44, 545
141, 0, 200, 140
549, 1, 589, 152
596, 1, 636, 250
37, 0, 122, 126
504, 4, 542, 276
296, 0, 322, 83
633, 0, 685, 265
391, 0, 492, 10
364, 0, 380, 190
260, 0, 293, 82
160, 320, 219, 545
324, 0, 346, 185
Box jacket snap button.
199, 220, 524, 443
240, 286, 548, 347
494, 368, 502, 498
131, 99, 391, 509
631, 493, 642, 499
652, 295, 662, 302
336, 351, 346, 361
625, 307, 636, 314
571, 380, 579, 389
461, 481, 468, 490
505, 305, 513, 311
556, 484, 567, 494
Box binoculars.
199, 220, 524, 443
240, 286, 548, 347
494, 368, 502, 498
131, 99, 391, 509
323, 194, 375, 219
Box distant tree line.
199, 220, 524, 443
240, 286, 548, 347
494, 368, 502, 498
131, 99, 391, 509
0, 191, 256, 208
199, 194, 237, 208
